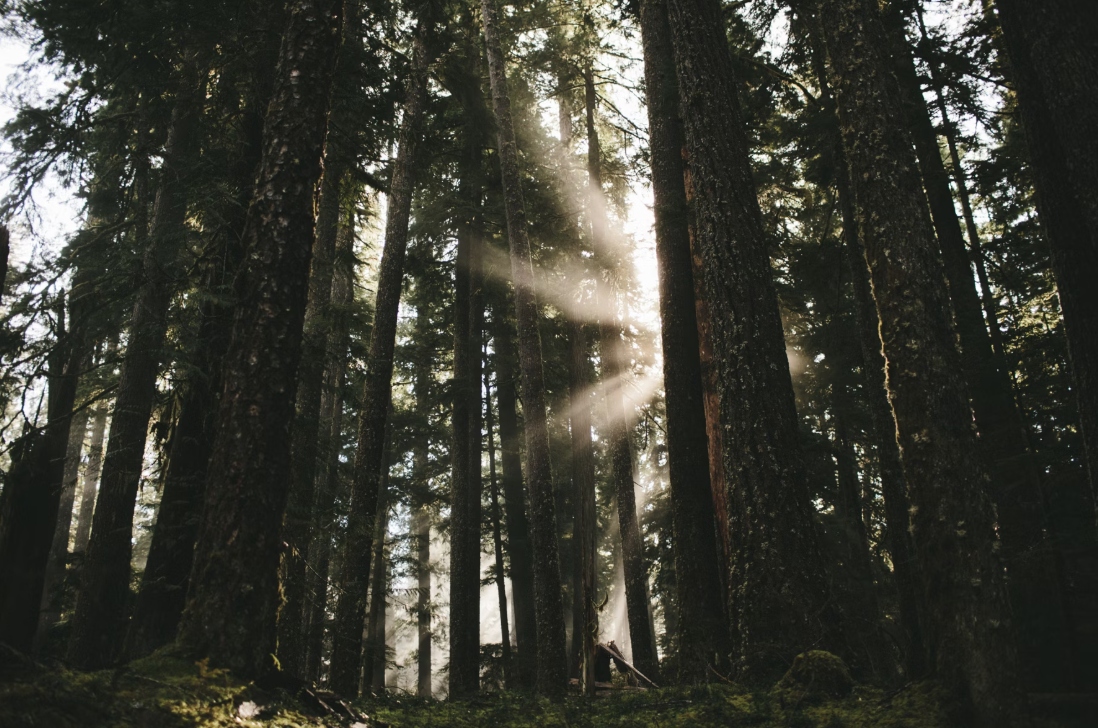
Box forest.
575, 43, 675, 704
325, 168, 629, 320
0, 0, 1095, 725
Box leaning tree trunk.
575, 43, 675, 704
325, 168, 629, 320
665, 0, 838, 678
68, 64, 204, 669
176, 0, 343, 679
994, 0, 1098, 533
73, 399, 109, 554
638, 0, 730, 682
885, 9, 1067, 687
480, 0, 568, 695
489, 301, 539, 688
328, 21, 432, 697
583, 64, 660, 684
815, 0, 1022, 722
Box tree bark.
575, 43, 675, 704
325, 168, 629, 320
69, 63, 204, 669
815, 0, 1022, 721
489, 301, 538, 688
362, 454, 391, 694
176, 0, 343, 679
485, 365, 512, 685
886, 9, 1066, 687
328, 21, 432, 697
412, 302, 433, 697
665, 0, 837, 678
73, 400, 108, 554
993, 0, 1098, 531
638, 0, 730, 682
480, 0, 568, 694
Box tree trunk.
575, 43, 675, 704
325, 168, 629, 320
815, 0, 1022, 722
73, 400, 109, 554
886, 9, 1067, 688
448, 127, 486, 697
176, 0, 343, 679
328, 21, 432, 697
485, 365, 512, 685
278, 156, 345, 679
993, 0, 1098, 538
583, 65, 659, 684
490, 301, 538, 689
480, 0, 568, 695
362, 469, 390, 694
36, 395, 90, 644
304, 214, 355, 684
638, 0, 730, 682
412, 302, 433, 697
665, 0, 837, 678
68, 63, 204, 669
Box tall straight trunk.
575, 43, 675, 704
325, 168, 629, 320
0, 293, 84, 653
638, 0, 729, 682
412, 303, 433, 697
279, 157, 345, 678
993, 0, 1098, 530
490, 303, 538, 688
177, 0, 343, 678
566, 318, 596, 693
0, 225, 8, 301
36, 396, 90, 642
886, 10, 1066, 687
798, 17, 926, 677
665, 0, 836, 677
449, 130, 486, 697
304, 215, 355, 684
815, 0, 1021, 722
73, 400, 109, 554
329, 22, 432, 697
69, 64, 204, 669
362, 467, 390, 694
126, 56, 270, 659
480, 0, 568, 694
485, 367, 512, 683
583, 65, 659, 684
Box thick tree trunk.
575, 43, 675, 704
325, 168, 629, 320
69, 65, 204, 669
73, 400, 108, 554
448, 131, 486, 697
362, 462, 391, 694
583, 65, 659, 684
176, 0, 343, 679
304, 216, 355, 684
815, 0, 1022, 722
665, 0, 837, 678
994, 0, 1098, 534
0, 225, 8, 301
480, 0, 568, 695
36, 397, 90, 644
490, 303, 538, 688
886, 10, 1067, 688
328, 22, 432, 697
278, 156, 345, 679
638, 0, 730, 682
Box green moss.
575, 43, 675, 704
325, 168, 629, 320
774, 651, 854, 704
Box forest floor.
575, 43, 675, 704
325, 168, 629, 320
0, 646, 1090, 728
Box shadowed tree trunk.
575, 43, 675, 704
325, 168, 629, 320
638, 0, 730, 682
363, 440, 391, 694
412, 302, 433, 697
304, 214, 355, 684
665, 0, 838, 678
73, 399, 108, 554
584, 64, 660, 684
993, 0, 1098, 533
176, 0, 344, 678
490, 301, 538, 688
69, 64, 205, 669
485, 364, 512, 684
328, 20, 433, 697
815, 0, 1022, 722
480, 0, 568, 694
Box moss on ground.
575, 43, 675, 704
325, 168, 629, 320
0, 649, 1087, 727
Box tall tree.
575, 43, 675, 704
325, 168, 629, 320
328, 19, 433, 697
480, 0, 568, 694
73, 399, 109, 554
815, 0, 1021, 721
665, 0, 837, 677
638, 0, 730, 682
176, 0, 344, 678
